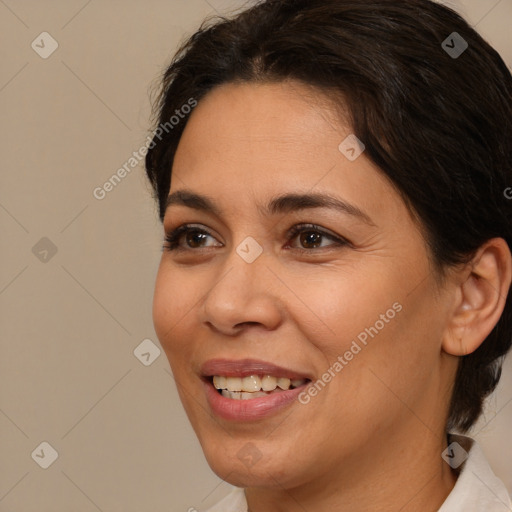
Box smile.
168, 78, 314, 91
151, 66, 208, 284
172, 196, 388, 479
212, 375, 308, 399
201, 359, 313, 420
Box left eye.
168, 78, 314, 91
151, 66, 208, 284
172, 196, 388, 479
286, 224, 349, 251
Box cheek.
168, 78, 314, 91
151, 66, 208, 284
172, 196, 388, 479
324, 289, 443, 428
152, 266, 172, 345
297, 268, 439, 406
291, 267, 402, 358
152, 263, 196, 362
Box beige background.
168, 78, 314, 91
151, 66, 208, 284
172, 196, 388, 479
0, 0, 511, 510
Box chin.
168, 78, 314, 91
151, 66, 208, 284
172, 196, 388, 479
200, 438, 308, 489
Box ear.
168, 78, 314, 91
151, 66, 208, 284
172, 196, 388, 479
442, 238, 512, 356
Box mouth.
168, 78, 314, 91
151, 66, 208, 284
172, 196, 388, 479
209, 374, 309, 400
200, 359, 313, 421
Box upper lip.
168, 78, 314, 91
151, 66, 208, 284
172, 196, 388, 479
201, 358, 313, 380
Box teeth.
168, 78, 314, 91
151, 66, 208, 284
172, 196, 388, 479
221, 389, 239, 400
242, 391, 268, 399
222, 390, 269, 400
277, 377, 291, 390
213, 376, 226, 390
261, 375, 278, 391
213, 375, 307, 395
226, 377, 242, 392
242, 375, 261, 392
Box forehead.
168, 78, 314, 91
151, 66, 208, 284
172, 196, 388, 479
176, 81, 344, 160
170, 81, 402, 224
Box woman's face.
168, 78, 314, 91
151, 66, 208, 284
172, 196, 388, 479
153, 81, 457, 489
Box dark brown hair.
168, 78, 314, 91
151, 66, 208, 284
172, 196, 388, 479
145, 0, 512, 432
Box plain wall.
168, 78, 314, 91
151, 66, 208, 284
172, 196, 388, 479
1, 0, 511, 510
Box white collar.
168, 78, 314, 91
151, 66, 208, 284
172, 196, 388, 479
206, 434, 511, 512
438, 433, 511, 511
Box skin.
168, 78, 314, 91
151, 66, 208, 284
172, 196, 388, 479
152, 80, 512, 512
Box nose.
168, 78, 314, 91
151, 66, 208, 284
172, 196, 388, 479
199, 248, 283, 336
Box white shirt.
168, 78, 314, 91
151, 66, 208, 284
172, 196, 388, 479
205, 434, 512, 512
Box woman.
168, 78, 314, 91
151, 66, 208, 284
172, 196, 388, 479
145, 0, 512, 510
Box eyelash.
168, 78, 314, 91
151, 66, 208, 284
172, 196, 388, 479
162, 223, 350, 254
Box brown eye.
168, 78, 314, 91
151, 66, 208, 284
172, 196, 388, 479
184, 230, 210, 248
163, 225, 221, 252
287, 224, 349, 252
298, 231, 324, 249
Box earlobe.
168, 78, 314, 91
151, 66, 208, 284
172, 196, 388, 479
442, 238, 512, 357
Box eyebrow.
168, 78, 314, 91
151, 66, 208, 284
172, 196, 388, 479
165, 189, 375, 226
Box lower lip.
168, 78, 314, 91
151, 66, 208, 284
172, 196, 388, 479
203, 380, 307, 421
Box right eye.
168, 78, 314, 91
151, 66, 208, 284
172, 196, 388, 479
162, 224, 222, 252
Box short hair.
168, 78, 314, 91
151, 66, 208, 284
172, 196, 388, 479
145, 0, 512, 432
